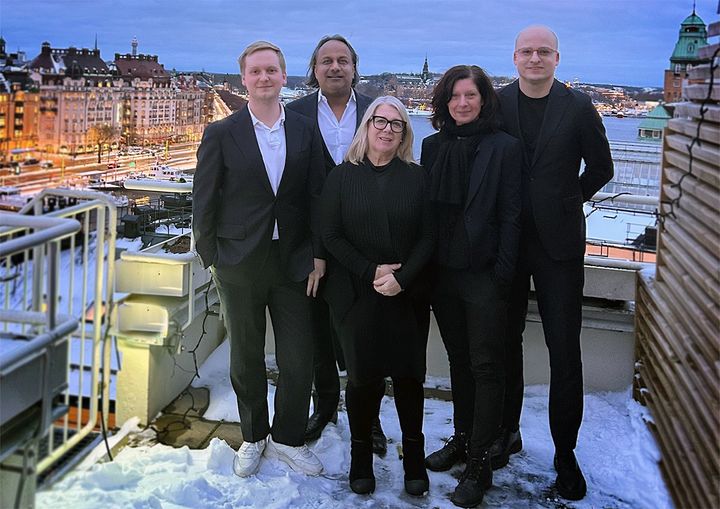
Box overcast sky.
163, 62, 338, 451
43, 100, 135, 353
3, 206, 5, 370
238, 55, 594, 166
0, 0, 717, 87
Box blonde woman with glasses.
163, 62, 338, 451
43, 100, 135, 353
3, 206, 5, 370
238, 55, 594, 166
319, 96, 434, 497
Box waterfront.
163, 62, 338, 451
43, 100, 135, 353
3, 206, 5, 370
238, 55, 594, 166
410, 115, 642, 161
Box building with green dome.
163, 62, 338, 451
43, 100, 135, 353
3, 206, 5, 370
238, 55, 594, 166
637, 104, 672, 142
663, 8, 708, 102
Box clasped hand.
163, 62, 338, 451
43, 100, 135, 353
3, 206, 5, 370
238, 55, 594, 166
373, 263, 402, 297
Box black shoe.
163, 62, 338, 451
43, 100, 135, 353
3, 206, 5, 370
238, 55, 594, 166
489, 427, 522, 470
403, 435, 429, 497
424, 432, 467, 472
451, 451, 492, 508
371, 417, 387, 456
349, 439, 375, 494
304, 410, 338, 442
554, 452, 587, 501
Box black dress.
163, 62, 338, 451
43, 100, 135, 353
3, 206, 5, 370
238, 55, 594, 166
319, 157, 434, 385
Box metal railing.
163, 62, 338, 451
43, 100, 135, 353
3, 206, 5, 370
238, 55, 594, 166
2, 189, 118, 477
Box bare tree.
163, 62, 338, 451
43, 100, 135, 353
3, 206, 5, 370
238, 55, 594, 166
87, 124, 118, 164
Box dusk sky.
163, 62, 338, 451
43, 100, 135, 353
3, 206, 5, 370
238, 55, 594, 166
0, 0, 717, 87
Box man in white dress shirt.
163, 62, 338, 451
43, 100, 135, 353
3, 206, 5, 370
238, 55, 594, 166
193, 41, 327, 477
286, 36, 388, 453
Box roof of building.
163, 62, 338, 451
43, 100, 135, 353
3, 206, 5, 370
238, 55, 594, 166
681, 12, 705, 26
216, 89, 247, 111
638, 105, 671, 131
26, 42, 110, 76
114, 53, 169, 80
670, 11, 708, 63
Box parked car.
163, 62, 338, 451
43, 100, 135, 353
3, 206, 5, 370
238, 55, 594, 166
22, 158, 40, 166
40, 160, 54, 168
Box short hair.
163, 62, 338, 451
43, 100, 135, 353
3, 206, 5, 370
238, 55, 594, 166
306, 34, 359, 88
238, 40, 286, 74
345, 96, 415, 165
430, 65, 499, 131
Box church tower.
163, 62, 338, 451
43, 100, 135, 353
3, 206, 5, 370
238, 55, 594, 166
421, 55, 430, 84
663, 6, 708, 103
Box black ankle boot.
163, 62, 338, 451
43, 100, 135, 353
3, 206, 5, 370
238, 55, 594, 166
349, 439, 375, 494
451, 451, 492, 508
402, 435, 429, 496
554, 451, 587, 500
425, 432, 467, 472
489, 427, 522, 470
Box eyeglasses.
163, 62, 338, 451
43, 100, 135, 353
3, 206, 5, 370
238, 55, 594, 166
515, 47, 557, 59
370, 115, 406, 133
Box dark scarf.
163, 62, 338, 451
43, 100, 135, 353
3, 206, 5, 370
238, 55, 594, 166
429, 118, 489, 268
429, 118, 488, 206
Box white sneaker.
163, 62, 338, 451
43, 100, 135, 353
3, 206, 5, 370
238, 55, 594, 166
233, 438, 266, 477
264, 436, 324, 476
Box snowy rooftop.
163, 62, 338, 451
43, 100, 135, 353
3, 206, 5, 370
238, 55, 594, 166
37, 340, 672, 509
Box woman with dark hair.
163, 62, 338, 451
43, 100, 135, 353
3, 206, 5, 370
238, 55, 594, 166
421, 65, 522, 508
320, 96, 434, 497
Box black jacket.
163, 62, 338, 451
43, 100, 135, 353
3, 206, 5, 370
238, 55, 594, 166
499, 79, 613, 261
286, 90, 374, 173
192, 106, 326, 280
421, 130, 522, 284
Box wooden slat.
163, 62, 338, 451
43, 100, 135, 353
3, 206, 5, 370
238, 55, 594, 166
687, 62, 720, 81
663, 165, 719, 211
637, 280, 719, 427
635, 305, 718, 508
667, 117, 720, 145
659, 209, 719, 281
653, 277, 719, 390
661, 228, 720, 304
635, 94, 720, 509
708, 21, 720, 38
664, 149, 719, 190
661, 250, 720, 340
659, 190, 720, 258
672, 101, 720, 124
665, 132, 720, 167
684, 83, 720, 102
635, 280, 720, 467
697, 42, 720, 60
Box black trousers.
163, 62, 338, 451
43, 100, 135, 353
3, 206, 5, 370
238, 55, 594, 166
503, 231, 584, 454
346, 377, 424, 443
309, 299, 342, 417
213, 243, 315, 446
432, 267, 506, 454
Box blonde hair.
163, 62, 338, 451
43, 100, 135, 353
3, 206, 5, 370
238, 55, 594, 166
238, 40, 286, 74
345, 96, 415, 165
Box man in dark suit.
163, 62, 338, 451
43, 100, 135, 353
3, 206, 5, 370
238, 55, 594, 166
496, 26, 613, 500
193, 41, 327, 477
286, 35, 388, 454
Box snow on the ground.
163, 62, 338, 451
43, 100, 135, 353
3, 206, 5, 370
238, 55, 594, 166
37, 340, 673, 509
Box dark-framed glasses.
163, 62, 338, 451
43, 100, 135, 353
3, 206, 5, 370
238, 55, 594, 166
515, 47, 557, 59
371, 115, 406, 133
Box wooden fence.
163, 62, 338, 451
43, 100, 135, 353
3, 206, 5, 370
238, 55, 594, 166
634, 22, 720, 509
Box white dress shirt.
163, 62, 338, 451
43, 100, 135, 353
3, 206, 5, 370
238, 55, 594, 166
248, 104, 286, 240
317, 89, 357, 165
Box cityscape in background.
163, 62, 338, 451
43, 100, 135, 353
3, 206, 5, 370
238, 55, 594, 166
0, 6, 710, 249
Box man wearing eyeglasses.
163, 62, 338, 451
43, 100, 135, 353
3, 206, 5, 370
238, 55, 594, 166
286, 35, 388, 455
496, 25, 613, 500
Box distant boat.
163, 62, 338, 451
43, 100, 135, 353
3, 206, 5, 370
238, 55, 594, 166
407, 106, 432, 117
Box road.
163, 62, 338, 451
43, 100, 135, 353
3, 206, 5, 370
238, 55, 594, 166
2, 143, 200, 196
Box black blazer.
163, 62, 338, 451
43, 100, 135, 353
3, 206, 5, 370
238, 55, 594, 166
192, 106, 326, 281
286, 90, 374, 173
499, 79, 613, 261
421, 130, 522, 284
